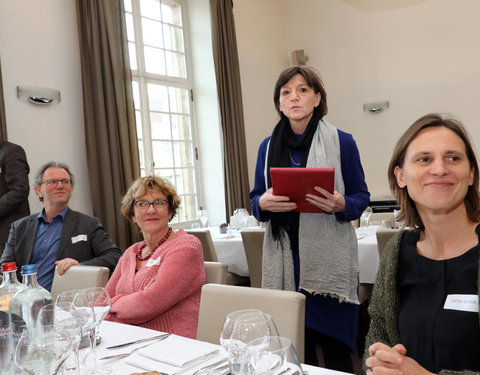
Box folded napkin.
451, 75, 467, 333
126, 349, 223, 374
137, 334, 219, 368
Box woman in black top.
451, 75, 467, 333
365, 113, 480, 375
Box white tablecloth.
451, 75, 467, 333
95, 321, 353, 375
209, 226, 380, 284
210, 228, 252, 277
356, 226, 380, 284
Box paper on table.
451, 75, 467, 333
136, 334, 220, 367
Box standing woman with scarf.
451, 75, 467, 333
250, 66, 370, 372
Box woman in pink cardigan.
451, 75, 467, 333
103, 176, 205, 338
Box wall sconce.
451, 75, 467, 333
17, 86, 61, 105
363, 100, 389, 114
291, 50, 309, 65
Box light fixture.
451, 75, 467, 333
291, 50, 309, 65
363, 100, 389, 113
17, 86, 61, 105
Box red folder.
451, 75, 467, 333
270, 167, 335, 213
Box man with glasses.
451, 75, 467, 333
0, 161, 121, 290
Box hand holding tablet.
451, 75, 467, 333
270, 167, 335, 213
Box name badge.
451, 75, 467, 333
71, 234, 88, 244
444, 294, 478, 312
146, 257, 161, 267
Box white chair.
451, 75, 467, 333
240, 230, 264, 288
185, 230, 218, 262
204, 261, 227, 284
196, 283, 306, 362
186, 230, 250, 286
50, 265, 110, 301
368, 212, 394, 226
376, 228, 401, 258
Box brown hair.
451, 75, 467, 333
121, 176, 181, 222
388, 113, 480, 228
273, 66, 328, 118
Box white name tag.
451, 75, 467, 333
71, 234, 88, 244
146, 257, 161, 267
444, 294, 478, 312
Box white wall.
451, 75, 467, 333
235, 0, 480, 199
233, 0, 289, 191
0, 0, 92, 214
187, 0, 226, 225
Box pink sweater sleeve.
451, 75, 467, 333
108, 236, 204, 325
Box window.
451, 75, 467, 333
124, 0, 198, 223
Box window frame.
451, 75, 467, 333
126, 0, 203, 224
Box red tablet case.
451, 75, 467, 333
270, 167, 335, 213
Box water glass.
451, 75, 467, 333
220, 309, 279, 375
15, 324, 72, 375
247, 336, 303, 375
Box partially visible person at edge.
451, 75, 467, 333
365, 113, 480, 375
249, 66, 370, 372
102, 176, 205, 338
0, 139, 30, 254
0, 161, 121, 291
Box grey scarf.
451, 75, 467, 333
262, 118, 359, 304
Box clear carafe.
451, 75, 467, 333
0, 262, 24, 374
8, 264, 52, 342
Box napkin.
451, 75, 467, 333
136, 334, 219, 368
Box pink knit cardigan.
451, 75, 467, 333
104, 230, 205, 338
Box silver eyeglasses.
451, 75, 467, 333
41, 179, 71, 187
134, 199, 168, 210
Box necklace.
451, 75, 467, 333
136, 227, 172, 261
288, 149, 301, 166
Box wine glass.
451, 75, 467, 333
15, 324, 73, 375
360, 206, 372, 227
247, 336, 303, 375
73, 287, 111, 373
198, 209, 209, 228
220, 310, 279, 375
37, 303, 84, 373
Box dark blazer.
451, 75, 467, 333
0, 208, 122, 279
0, 140, 30, 250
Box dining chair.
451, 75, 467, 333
50, 265, 110, 301
376, 228, 401, 258
186, 230, 250, 286
196, 283, 306, 362
368, 212, 394, 226
185, 229, 218, 262
240, 230, 264, 288
204, 261, 228, 284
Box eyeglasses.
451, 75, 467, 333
134, 199, 168, 210
41, 179, 71, 187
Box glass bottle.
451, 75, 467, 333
8, 264, 52, 340
0, 262, 23, 373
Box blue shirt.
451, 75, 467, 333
30, 207, 68, 291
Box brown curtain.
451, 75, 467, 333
210, 0, 251, 218
76, 0, 141, 251
0, 58, 8, 140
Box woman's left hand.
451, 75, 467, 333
306, 186, 345, 213
366, 342, 436, 375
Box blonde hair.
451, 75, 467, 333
121, 176, 181, 221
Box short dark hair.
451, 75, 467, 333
121, 176, 181, 222
34, 161, 75, 202
273, 66, 328, 118
388, 113, 480, 228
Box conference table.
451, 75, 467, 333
208, 226, 380, 284
95, 320, 352, 375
